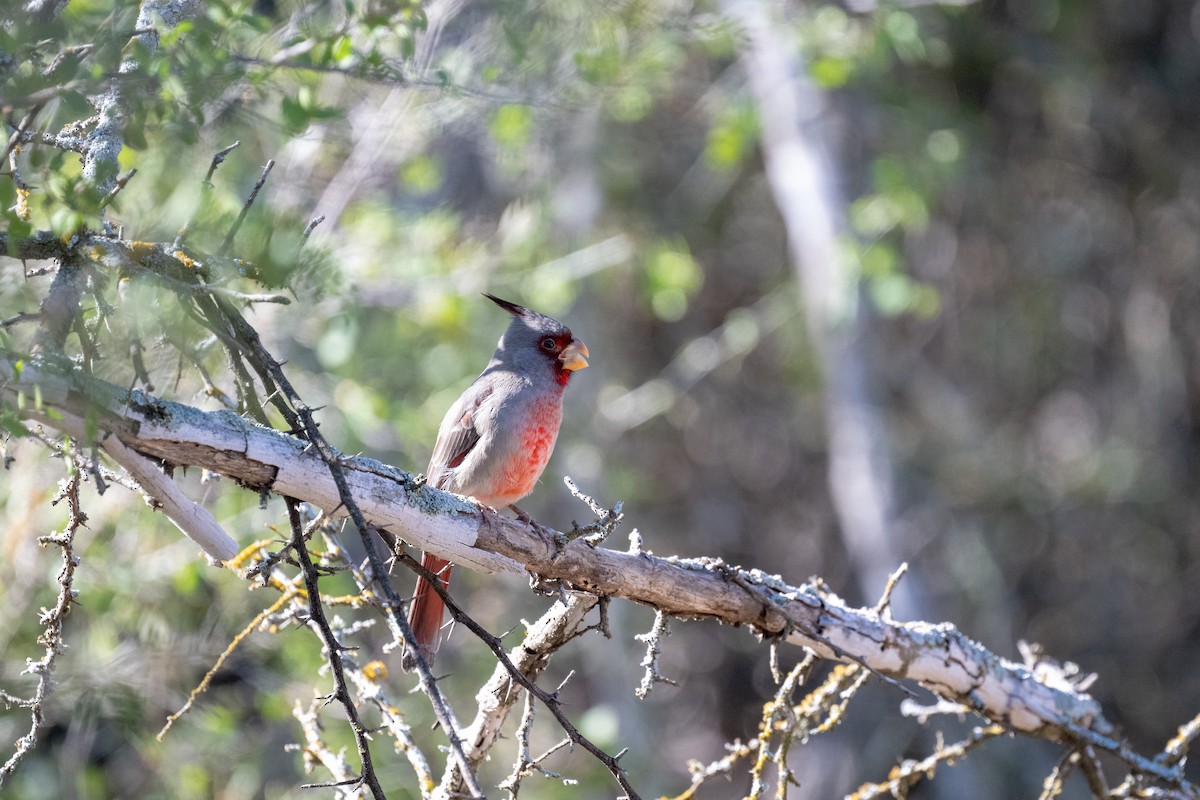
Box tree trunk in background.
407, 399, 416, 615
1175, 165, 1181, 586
728, 0, 923, 620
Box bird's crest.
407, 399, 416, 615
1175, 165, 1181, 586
483, 293, 527, 318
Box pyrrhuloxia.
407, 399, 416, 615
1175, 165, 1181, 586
404, 293, 589, 668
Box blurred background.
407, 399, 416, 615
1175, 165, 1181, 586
2, 0, 1199, 797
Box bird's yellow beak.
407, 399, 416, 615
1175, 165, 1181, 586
560, 339, 589, 371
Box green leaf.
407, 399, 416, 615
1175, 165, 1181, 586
4, 215, 32, 256
281, 95, 309, 134
400, 156, 442, 195
49, 208, 85, 237
0, 412, 29, 439
331, 34, 353, 62
811, 56, 854, 88
489, 104, 533, 149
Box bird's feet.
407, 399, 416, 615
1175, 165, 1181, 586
476, 502, 508, 536
509, 503, 557, 539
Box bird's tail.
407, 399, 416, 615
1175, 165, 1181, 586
403, 553, 452, 670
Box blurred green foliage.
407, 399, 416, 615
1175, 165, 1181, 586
4, 0, 1200, 797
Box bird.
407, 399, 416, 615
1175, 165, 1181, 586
403, 293, 589, 668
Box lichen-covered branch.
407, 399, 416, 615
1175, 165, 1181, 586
83, 0, 201, 194
0, 456, 85, 788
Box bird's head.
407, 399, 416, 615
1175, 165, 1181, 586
484, 293, 589, 385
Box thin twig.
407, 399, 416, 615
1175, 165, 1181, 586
98, 167, 137, 209
849, 726, 1006, 799
218, 159, 275, 255
634, 611, 678, 699
1063, 722, 1195, 789
174, 141, 240, 248
205, 141, 241, 182
314, 521, 437, 790
137, 267, 291, 304
1, 312, 42, 329
1161, 709, 1200, 767
873, 562, 908, 616
158, 587, 299, 739
0, 460, 84, 787
1, 103, 46, 166
285, 497, 385, 800
303, 215, 326, 241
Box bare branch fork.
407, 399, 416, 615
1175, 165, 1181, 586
6, 355, 1187, 786
389, 547, 638, 799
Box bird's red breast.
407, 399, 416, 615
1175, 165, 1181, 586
474, 388, 564, 507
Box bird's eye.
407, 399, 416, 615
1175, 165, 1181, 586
540, 337, 557, 351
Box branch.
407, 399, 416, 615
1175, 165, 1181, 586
82, 0, 200, 194
32, 256, 86, 355
183, 292, 486, 797
12, 389, 239, 562
0, 457, 85, 787
0, 353, 1119, 749
218, 159, 274, 255
284, 497, 386, 800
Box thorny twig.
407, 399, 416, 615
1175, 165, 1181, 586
218, 159, 275, 255
211, 521, 435, 793
1039, 749, 1076, 800
428, 584, 602, 797
499, 691, 576, 797
285, 497, 386, 800
634, 611, 678, 699
289, 697, 361, 797
23, 427, 135, 493
0, 456, 85, 787
313, 520, 436, 790
561, 475, 623, 547
679, 564, 911, 799
671, 740, 759, 800
1162, 709, 1200, 767
500, 692, 537, 796
753, 659, 862, 798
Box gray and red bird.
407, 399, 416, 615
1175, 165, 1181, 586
405, 294, 589, 667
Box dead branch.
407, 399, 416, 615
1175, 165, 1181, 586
0, 455, 85, 785
0, 352, 1121, 751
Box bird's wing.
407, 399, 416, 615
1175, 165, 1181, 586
427, 383, 493, 487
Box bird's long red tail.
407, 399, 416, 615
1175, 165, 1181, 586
404, 553, 452, 668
